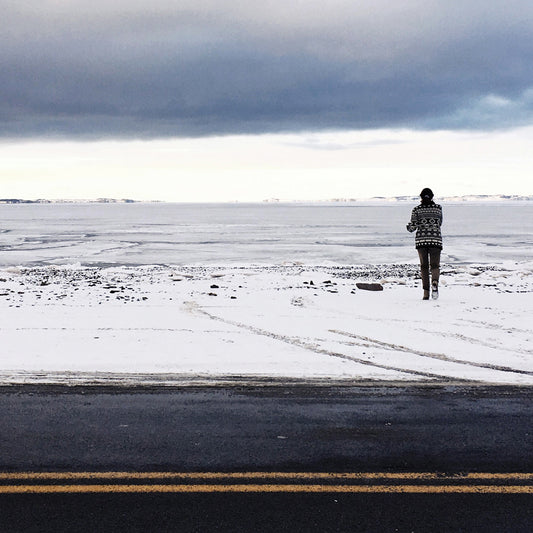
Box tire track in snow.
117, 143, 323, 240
187, 302, 474, 382
330, 330, 533, 377
414, 328, 533, 356
458, 318, 533, 336
318, 309, 533, 356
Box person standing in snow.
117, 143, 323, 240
406, 188, 443, 300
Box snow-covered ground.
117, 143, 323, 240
1, 262, 532, 385
1, 202, 532, 385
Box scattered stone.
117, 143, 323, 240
291, 296, 304, 307
208, 292, 217, 296
356, 282, 384, 291
210, 284, 219, 289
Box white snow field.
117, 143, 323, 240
1, 201, 532, 385
1, 262, 532, 385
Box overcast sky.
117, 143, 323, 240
1, 1, 533, 200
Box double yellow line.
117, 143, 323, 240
1, 472, 532, 494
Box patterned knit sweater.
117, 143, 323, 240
406, 202, 443, 249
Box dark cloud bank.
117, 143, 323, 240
1, 1, 533, 139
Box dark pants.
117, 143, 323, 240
417, 247, 441, 290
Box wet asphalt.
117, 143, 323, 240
0, 384, 532, 532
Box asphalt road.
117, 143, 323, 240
0, 384, 532, 532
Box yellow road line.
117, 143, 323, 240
2, 472, 532, 494
0, 484, 532, 494
1, 472, 532, 481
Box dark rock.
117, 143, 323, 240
210, 284, 219, 289
356, 283, 384, 292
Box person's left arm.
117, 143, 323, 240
406, 208, 418, 232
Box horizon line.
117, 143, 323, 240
1, 194, 532, 205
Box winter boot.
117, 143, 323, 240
431, 281, 439, 300
423, 289, 430, 300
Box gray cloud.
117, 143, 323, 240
1, 0, 533, 139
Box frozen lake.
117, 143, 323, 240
1, 202, 533, 266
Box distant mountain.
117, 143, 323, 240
0, 198, 137, 204
323, 195, 533, 203
437, 194, 532, 202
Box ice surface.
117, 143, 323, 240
1, 202, 533, 267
